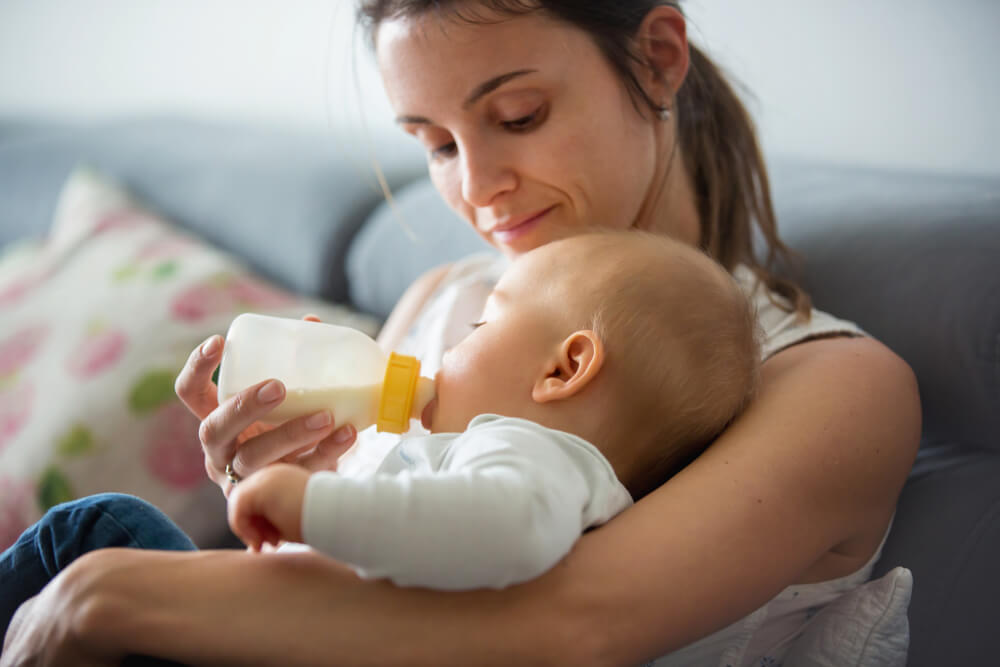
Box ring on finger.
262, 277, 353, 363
225, 462, 242, 486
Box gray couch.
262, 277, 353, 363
1, 117, 997, 666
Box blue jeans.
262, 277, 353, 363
0, 493, 197, 640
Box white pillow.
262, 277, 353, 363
783, 566, 912, 666
0, 166, 378, 549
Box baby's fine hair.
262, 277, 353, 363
556, 231, 761, 498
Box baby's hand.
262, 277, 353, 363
227, 463, 310, 551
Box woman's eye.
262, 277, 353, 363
503, 110, 540, 131
469, 321, 486, 330
430, 141, 458, 160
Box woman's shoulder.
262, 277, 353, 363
732, 265, 866, 360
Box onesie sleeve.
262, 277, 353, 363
301, 422, 597, 590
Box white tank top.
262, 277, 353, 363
344, 253, 879, 666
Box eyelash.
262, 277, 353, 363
430, 142, 457, 160
430, 108, 544, 160
469, 321, 486, 330
503, 110, 541, 131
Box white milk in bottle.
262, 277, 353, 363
217, 314, 434, 433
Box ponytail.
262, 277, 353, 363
676, 45, 811, 317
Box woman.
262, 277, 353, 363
2, 1, 920, 664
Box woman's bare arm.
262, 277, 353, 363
11, 548, 568, 667
549, 336, 921, 664
7, 336, 919, 666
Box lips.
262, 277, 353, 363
420, 396, 437, 431
489, 205, 555, 244
494, 206, 554, 232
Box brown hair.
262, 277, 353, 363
357, 0, 811, 318
556, 231, 760, 499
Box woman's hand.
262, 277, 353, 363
174, 319, 358, 496
2, 589, 115, 667
228, 463, 311, 550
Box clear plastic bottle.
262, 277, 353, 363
217, 313, 434, 433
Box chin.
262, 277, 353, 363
426, 415, 457, 435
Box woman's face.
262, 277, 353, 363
376, 10, 666, 257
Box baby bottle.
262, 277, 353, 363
217, 313, 434, 433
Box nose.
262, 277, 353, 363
459, 141, 517, 209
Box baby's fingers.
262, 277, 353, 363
228, 485, 262, 549
251, 516, 282, 550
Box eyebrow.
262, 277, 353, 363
395, 69, 538, 125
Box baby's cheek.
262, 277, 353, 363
440, 343, 479, 382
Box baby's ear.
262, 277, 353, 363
532, 330, 605, 403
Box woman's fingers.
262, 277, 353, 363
175, 335, 224, 420
226, 410, 340, 480
190, 316, 344, 494
200, 379, 287, 474
295, 425, 358, 471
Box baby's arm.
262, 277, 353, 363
228, 464, 311, 550
303, 432, 599, 589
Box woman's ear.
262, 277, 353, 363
532, 330, 605, 403
636, 5, 690, 104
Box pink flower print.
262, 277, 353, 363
0, 323, 50, 377
0, 380, 34, 453
0, 271, 50, 308
228, 276, 293, 309
0, 476, 36, 551
0, 280, 31, 307
92, 209, 150, 235
143, 401, 205, 489
169, 273, 293, 323
170, 278, 238, 323
135, 236, 195, 262
66, 323, 128, 379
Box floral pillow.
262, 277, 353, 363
0, 167, 378, 550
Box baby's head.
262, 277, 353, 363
428, 230, 760, 498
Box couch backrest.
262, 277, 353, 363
0, 117, 427, 304
769, 160, 1000, 454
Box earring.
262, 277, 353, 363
657, 105, 672, 122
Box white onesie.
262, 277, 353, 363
302, 414, 632, 590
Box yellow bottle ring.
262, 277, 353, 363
376, 352, 421, 434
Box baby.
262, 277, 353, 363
228, 230, 760, 590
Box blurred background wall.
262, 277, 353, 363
0, 0, 997, 175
